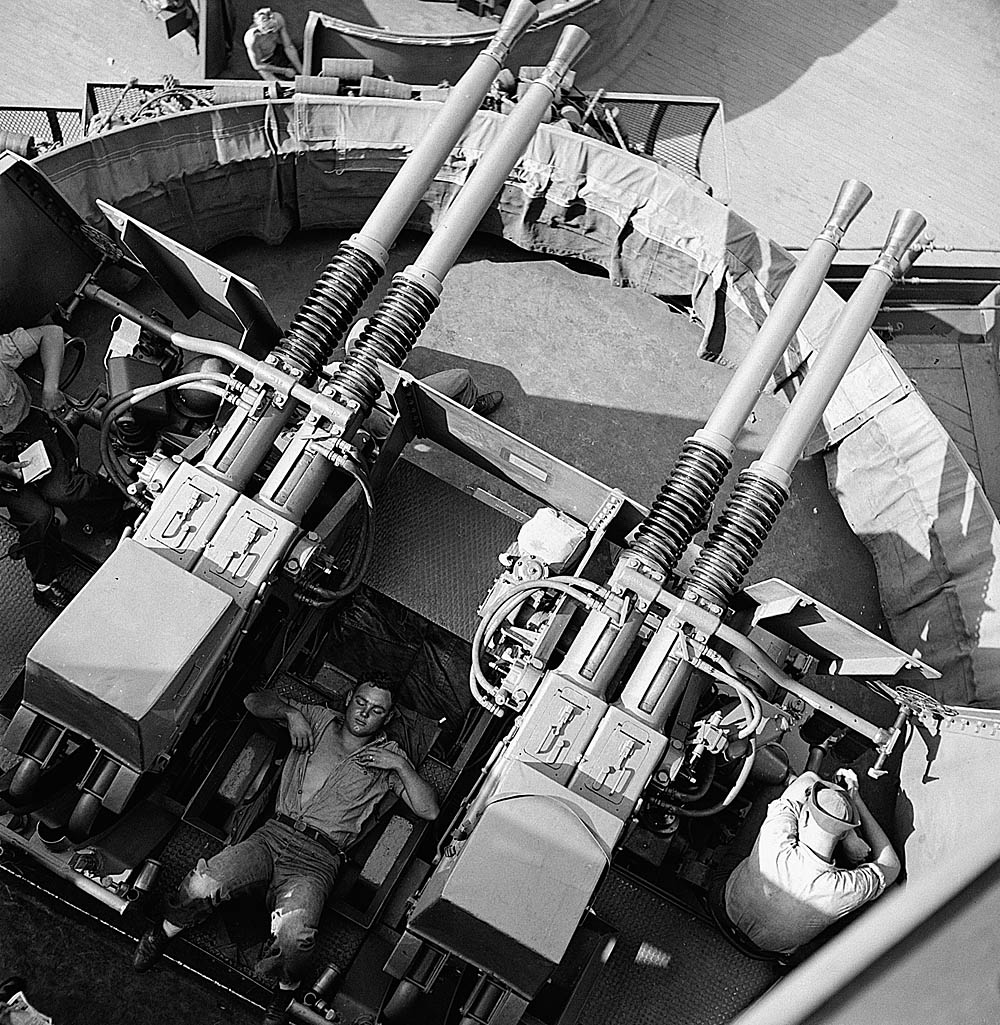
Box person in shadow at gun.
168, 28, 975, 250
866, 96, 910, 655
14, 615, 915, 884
0, 324, 122, 610
710, 767, 900, 961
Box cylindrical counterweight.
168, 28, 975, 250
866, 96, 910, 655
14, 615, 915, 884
756, 208, 926, 478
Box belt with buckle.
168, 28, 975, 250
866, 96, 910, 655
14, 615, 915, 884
275, 814, 345, 858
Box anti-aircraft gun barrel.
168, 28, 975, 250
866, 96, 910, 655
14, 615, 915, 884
755, 207, 926, 476
323, 24, 593, 420
256, 26, 592, 522
195, 1, 539, 491
628, 179, 872, 582
354, 0, 540, 267
684, 208, 927, 610
703, 179, 873, 446
274, 0, 541, 378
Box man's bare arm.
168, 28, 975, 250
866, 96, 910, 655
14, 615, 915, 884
836, 768, 900, 885
279, 25, 303, 72
35, 326, 67, 413
853, 795, 900, 885
244, 692, 314, 751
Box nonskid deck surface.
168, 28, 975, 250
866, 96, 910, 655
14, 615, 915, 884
590, 0, 1000, 254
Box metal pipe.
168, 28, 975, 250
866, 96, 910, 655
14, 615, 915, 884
716, 623, 889, 746
0, 825, 129, 914
82, 285, 348, 422
756, 208, 927, 478
353, 0, 539, 261
701, 179, 872, 451
612, 565, 891, 746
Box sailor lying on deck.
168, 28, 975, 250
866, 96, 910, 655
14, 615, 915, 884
713, 769, 900, 958
133, 678, 439, 1025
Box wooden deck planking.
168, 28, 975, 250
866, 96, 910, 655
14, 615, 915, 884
6, 0, 201, 109
961, 342, 1000, 513
886, 342, 963, 370
589, 0, 1000, 253
4, 0, 998, 256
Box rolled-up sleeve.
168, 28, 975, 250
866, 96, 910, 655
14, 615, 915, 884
0, 327, 40, 369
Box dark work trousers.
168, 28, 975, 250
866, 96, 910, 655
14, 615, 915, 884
165, 819, 342, 985
0, 409, 121, 585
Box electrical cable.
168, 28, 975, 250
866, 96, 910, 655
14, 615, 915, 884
468, 576, 607, 715
296, 463, 376, 607
99, 371, 235, 501
670, 740, 756, 818
697, 646, 764, 739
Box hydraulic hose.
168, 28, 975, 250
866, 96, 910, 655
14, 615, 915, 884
295, 463, 376, 606
470, 576, 607, 714
698, 646, 764, 740
671, 740, 756, 818
99, 372, 234, 501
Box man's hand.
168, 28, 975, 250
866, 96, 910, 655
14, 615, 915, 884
358, 747, 410, 772
0, 459, 25, 482
840, 830, 872, 865
41, 387, 68, 417
834, 767, 860, 796
285, 709, 315, 752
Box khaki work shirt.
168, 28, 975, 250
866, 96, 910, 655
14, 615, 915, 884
276, 700, 405, 849
0, 327, 37, 436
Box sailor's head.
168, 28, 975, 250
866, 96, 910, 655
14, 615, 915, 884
345, 679, 396, 738
253, 8, 279, 33
802, 781, 860, 838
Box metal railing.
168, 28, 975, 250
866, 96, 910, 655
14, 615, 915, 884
0, 107, 83, 156
598, 92, 730, 201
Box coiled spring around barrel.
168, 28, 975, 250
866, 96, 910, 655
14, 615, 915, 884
271, 243, 382, 379
629, 439, 731, 578
329, 273, 440, 415
684, 469, 789, 609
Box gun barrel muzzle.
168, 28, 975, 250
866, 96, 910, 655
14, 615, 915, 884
873, 208, 927, 277
819, 179, 874, 245
409, 25, 592, 285
484, 0, 540, 64
352, 2, 540, 262
538, 25, 591, 89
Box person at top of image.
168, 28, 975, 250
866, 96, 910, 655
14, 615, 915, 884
244, 7, 303, 81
